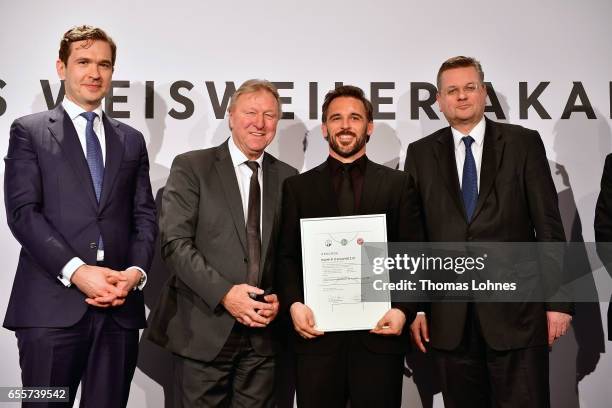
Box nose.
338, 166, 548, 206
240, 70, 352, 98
254, 113, 265, 129
88, 63, 101, 79
457, 88, 468, 100
340, 117, 350, 129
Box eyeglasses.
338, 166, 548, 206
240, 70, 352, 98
442, 83, 482, 97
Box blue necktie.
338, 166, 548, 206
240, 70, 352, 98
461, 136, 478, 222
81, 112, 104, 250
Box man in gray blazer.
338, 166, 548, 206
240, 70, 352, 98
147, 79, 298, 407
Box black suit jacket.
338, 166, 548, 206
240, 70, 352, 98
404, 118, 570, 351
3, 105, 157, 330
147, 141, 297, 362
594, 153, 612, 341
277, 157, 422, 355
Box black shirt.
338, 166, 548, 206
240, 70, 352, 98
327, 154, 368, 212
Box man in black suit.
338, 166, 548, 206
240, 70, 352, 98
3, 26, 157, 407
404, 56, 572, 408
594, 153, 612, 341
147, 80, 297, 407
277, 85, 421, 407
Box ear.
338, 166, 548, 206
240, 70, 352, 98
228, 109, 235, 131
366, 122, 374, 137
56, 59, 66, 80
436, 92, 444, 113
321, 122, 329, 139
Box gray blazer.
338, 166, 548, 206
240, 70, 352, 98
147, 140, 297, 362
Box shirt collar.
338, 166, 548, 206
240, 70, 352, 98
228, 136, 264, 168
62, 97, 103, 122
452, 116, 486, 150
327, 154, 368, 174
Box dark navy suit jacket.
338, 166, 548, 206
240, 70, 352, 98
3, 104, 157, 330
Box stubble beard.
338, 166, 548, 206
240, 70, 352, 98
328, 130, 367, 158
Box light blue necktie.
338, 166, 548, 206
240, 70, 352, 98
461, 136, 478, 222
81, 112, 104, 250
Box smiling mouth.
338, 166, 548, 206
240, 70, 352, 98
337, 134, 355, 142
336, 131, 356, 137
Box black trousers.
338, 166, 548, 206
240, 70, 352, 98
16, 308, 139, 408
173, 324, 275, 408
433, 305, 550, 408
295, 332, 404, 408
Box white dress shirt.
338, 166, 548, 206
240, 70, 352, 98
451, 116, 486, 191
228, 136, 264, 231
417, 116, 486, 316
59, 98, 146, 289
62, 98, 106, 163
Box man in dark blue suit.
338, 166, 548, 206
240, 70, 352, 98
3, 26, 157, 407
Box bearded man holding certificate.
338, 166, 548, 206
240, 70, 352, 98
277, 85, 422, 408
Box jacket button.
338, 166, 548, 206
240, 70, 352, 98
243, 257, 248, 263
89, 242, 97, 249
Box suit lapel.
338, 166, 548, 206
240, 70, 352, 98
47, 106, 98, 210
358, 159, 383, 214
434, 129, 465, 216
313, 161, 341, 216
472, 119, 505, 222
260, 153, 278, 271
99, 114, 124, 210
214, 142, 248, 253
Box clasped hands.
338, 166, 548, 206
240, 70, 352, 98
221, 284, 280, 328
71, 265, 142, 307
289, 302, 406, 339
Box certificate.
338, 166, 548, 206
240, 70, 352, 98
300, 214, 391, 332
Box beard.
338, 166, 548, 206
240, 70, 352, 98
327, 130, 368, 158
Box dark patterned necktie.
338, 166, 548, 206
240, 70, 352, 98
245, 161, 261, 286
462, 136, 478, 222
81, 111, 104, 250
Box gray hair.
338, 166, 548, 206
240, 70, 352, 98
227, 79, 282, 117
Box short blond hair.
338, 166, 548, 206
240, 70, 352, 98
228, 79, 282, 117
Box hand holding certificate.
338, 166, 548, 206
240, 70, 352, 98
300, 214, 391, 332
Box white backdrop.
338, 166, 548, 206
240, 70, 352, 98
1, 0, 611, 406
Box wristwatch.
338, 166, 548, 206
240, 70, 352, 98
136, 271, 146, 289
